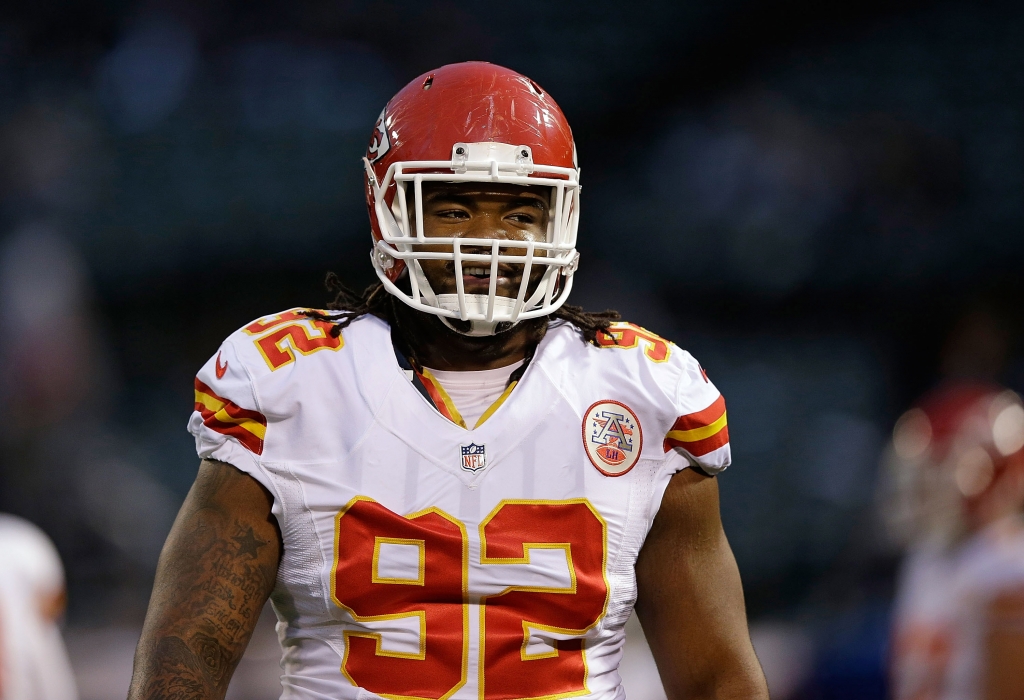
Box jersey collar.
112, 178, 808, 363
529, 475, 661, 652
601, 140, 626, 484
392, 341, 533, 431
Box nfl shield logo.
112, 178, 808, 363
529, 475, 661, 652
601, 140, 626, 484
460, 443, 487, 472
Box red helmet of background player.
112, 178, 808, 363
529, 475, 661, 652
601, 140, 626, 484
363, 62, 581, 336
878, 382, 1024, 545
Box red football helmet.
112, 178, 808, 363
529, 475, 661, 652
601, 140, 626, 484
878, 382, 1024, 545
363, 62, 580, 336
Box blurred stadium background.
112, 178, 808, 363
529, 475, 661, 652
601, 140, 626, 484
2, 0, 1024, 698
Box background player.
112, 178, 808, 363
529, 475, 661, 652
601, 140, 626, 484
880, 383, 1024, 700
0, 513, 79, 700
128, 62, 768, 700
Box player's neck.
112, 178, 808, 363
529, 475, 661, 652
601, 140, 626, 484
392, 305, 546, 371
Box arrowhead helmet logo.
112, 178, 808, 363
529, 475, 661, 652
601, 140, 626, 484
460, 443, 487, 472
367, 108, 391, 164
582, 400, 643, 476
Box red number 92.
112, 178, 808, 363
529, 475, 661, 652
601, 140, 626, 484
333, 498, 609, 700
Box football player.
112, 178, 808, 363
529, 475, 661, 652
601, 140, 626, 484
0, 513, 79, 700
128, 62, 768, 700
880, 383, 1024, 700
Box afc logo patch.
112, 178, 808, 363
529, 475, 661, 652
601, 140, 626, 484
582, 400, 643, 477
460, 443, 487, 472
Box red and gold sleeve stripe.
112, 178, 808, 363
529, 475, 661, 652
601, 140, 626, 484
664, 394, 729, 456
194, 378, 267, 455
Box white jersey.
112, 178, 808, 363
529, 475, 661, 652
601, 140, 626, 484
0, 514, 78, 700
891, 517, 1024, 700
188, 311, 731, 700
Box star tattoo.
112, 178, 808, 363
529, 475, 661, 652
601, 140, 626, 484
232, 527, 268, 559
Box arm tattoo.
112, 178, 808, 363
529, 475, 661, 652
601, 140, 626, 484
128, 460, 281, 700
231, 527, 269, 560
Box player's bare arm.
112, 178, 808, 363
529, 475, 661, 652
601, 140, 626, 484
635, 468, 769, 700
128, 459, 281, 700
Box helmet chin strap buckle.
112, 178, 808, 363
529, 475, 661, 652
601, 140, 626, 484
438, 317, 506, 337
563, 251, 580, 275
436, 294, 518, 337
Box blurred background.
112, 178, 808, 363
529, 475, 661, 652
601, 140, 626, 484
2, 0, 1024, 698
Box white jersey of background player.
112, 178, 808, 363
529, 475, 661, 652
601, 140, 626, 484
0, 514, 78, 700
129, 62, 769, 700
880, 383, 1024, 700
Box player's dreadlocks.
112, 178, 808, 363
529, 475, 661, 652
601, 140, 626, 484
305, 272, 620, 345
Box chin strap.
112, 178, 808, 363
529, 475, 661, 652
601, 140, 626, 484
439, 317, 503, 337
436, 295, 518, 337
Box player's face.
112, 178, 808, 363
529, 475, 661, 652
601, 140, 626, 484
413, 183, 550, 298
